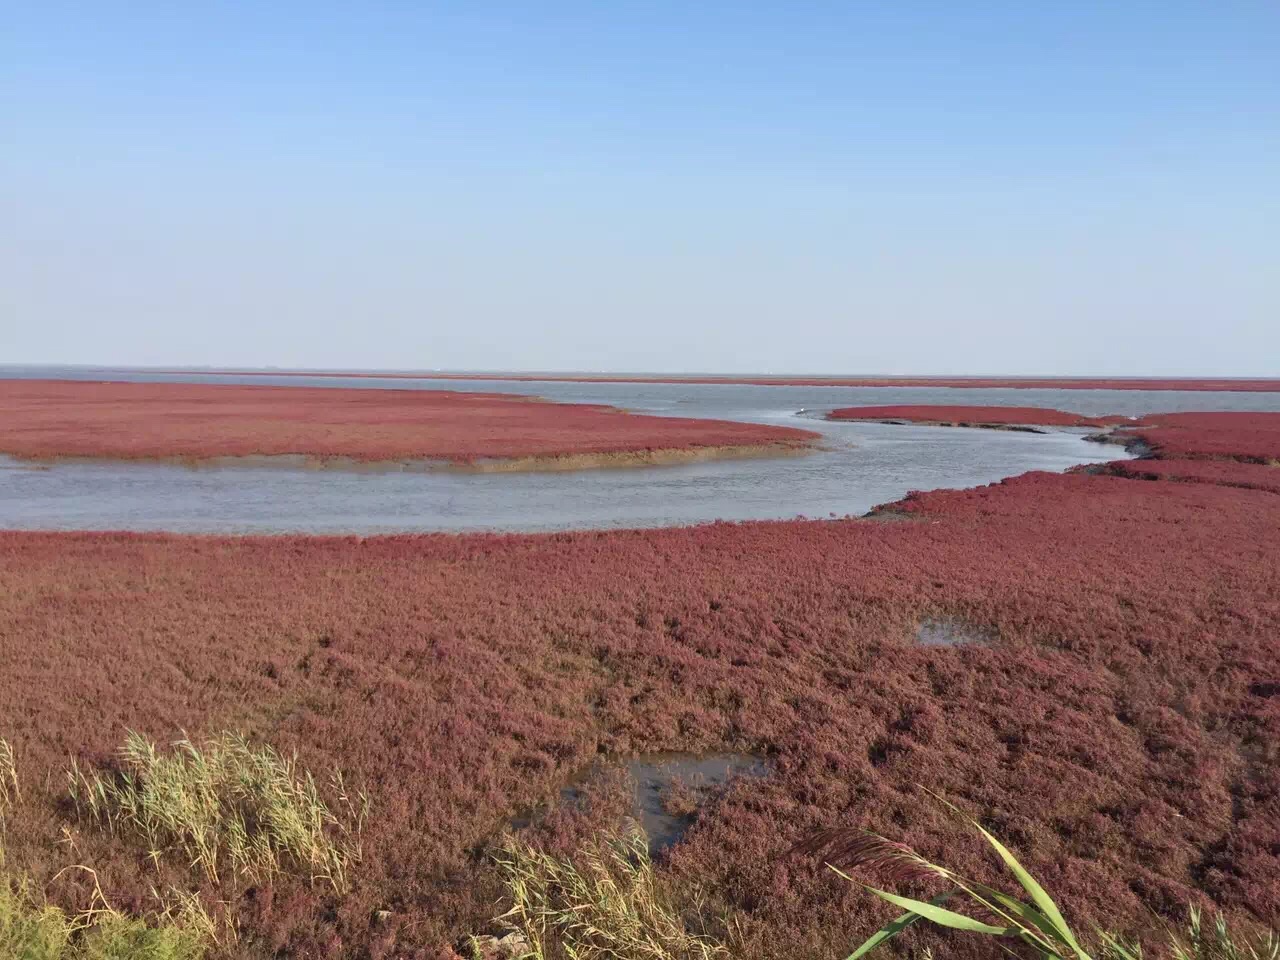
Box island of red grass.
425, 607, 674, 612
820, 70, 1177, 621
0, 408, 1277, 958
1123, 412, 1280, 464
825, 404, 1129, 429
0, 379, 817, 467
165, 369, 1280, 392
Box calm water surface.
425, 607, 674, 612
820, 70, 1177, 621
4, 366, 1276, 535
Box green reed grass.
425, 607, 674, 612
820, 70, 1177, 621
813, 795, 1277, 960
491, 822, 727, 960
68, 731, 367, 891
0, 863, 211, 960
0, 738, 18, 824
1099, 907, 1278, 960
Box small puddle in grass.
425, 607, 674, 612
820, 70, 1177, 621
916, 619, 994, 647
512, 752, 769, 855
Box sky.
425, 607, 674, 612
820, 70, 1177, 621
2, 2, 1278, 375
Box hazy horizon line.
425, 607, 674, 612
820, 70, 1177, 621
4, 363, 1277, 382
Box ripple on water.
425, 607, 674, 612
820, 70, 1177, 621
915, 619, 995, 647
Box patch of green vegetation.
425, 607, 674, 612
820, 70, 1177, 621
491, 798, 1274, 960
3, 736, 214, 960
69, 731, 367, 891
805, 795, 1277, 960
1147, 908, 1279, 960
0, 867, 209, 960
490, 821, 726, 960
0, 738, 18, 825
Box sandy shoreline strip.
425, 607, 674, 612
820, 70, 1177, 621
7, 442, 816, 474
824, 405, 1130, 431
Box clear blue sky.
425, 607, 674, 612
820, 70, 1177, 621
3, 2, 1277, 374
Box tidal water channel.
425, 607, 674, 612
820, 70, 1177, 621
7, 368, 1273, 535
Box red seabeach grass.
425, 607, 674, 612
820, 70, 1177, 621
1, 480, 1277, 955
1103, 457, 1280, 494
0, 402, 1276, 957
0, 379, 817, 466
1123, 412, 1280, 463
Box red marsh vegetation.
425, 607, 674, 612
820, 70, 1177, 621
1122, 412, 1280, 464
177, 370, 1280, 393
0, 379, 817, 467
1102, 458, 1280, 494
0, 419, 1277, 957
825, 404, 1129, 429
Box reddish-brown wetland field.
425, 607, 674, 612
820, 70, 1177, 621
0, 379, 817, 469
0, 390, 1277, 958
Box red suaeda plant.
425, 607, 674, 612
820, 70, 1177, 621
0, 407, 1276, 958
825, 405, 1129, 428
1102, 458, 1280, 495
0, 379, 817, 465
1123, 412, 1280, 463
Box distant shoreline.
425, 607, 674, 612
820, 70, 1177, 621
133, 369, 1280, 393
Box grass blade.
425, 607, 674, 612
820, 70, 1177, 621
968, 880, 1066, 945
864, 885, 1008, 935
968, 821, 1085, 956
837, 879, 954, 960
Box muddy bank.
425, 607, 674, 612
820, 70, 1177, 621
845, 418, 1052, 433
825, 404, 1128, 430
9, 442, 817, 475
512, 752, 771, 855
1113, 412, 1280, 464
1092, 457, 1280, 495
1083, 430, 1154, 457
449, 443, 817, 473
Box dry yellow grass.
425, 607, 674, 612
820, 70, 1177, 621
492, 823, 728, 960
69, 731, 367, 891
